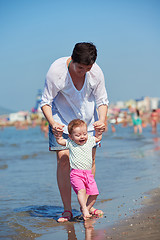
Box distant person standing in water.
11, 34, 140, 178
129, 107, 142, 134
151, 109, 159, 134
40, 42, 109, 222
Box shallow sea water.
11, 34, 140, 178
0, 124, 160, 239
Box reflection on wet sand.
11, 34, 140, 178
153, 137, 160, 151
61, 215, 107, 240
9, 205, 109, 240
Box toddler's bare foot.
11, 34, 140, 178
90, 207, 104, 216
82, 207, 92, 220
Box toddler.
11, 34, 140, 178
55, 119, 102, 220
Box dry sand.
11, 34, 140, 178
105, 187, 160, 240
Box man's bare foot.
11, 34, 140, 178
57, 210, 73, 223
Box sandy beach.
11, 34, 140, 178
105, 187, 160, 240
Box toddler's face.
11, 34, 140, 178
70, 125, 88, 145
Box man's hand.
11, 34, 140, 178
51, 122, 64, 138
93, 120, 105, 133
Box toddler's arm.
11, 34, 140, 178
56, 137, 67, 146
94, 130, 102, 143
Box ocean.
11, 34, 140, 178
0, 123, 160, 239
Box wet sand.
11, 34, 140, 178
105, 187, 160, 240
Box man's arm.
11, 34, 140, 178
97, 104, 108, 122
41, 105, 64, 135
41, 105, 66, 146
41, 105, 55, 126
93, 104, 108, 136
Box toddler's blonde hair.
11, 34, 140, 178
68, 119, 87, 135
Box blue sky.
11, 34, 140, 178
0, 0, 160, 111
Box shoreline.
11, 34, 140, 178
105, 187, 160, 239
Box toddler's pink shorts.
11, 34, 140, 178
70, 169, 99, 195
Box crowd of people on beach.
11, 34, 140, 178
1, 107, 159, 136
108, 107, 159, 134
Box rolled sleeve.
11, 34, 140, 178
40, 80, 52, 108
40, 74, 59, 109
93, 70, 109, 108
95, 90, 109, 107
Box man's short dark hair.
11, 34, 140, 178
71, 42, 97, 65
